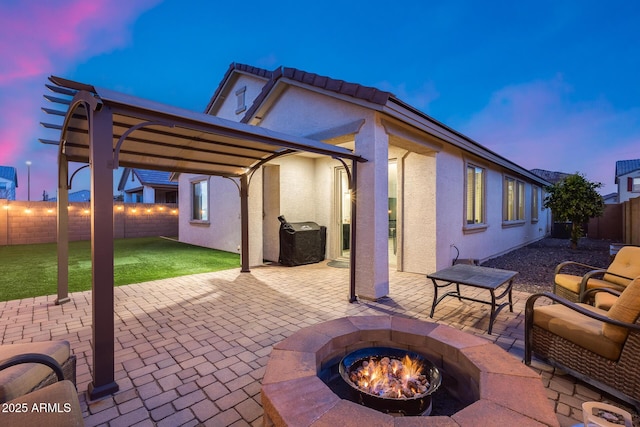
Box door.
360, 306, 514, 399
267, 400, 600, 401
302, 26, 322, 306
336, 167, 351, 259
263, 165, 280, 262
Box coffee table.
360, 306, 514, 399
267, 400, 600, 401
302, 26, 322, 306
427, 264, 518, 334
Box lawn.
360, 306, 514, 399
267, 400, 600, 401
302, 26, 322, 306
0, 237, 240, 302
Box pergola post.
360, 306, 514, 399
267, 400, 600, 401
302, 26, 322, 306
87, 104, 119, 399
240, 173, 250, 273
349, 160, 358, 302
55, 154, 70, 305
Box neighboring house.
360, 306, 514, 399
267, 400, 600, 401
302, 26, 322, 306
178, 63, 551, 299
117, 168, 178, 203
49, 190, 91, 202
602, 192, 619, 204
0, 166, 18, 200
530, 169, 570, 185
615, 159, 640, 203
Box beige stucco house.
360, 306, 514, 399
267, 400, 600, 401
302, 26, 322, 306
178, 63, 551, 300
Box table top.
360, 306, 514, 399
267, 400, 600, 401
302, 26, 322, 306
427, 264, 518, 290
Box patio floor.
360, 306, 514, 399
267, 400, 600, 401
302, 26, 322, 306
0, 261, 637, 426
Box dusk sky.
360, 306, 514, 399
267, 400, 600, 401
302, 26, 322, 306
1, 0, 638, 200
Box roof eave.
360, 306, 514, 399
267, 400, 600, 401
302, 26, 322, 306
383, 97, 550, 186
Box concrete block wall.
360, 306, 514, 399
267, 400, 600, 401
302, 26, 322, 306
0, 200, 178, 245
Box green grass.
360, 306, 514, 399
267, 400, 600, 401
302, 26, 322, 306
0, 237, 240, 302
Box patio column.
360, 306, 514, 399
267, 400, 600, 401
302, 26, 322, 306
56, 153, 70, 305
87, 103, 119, 399
354, 119, 389, 299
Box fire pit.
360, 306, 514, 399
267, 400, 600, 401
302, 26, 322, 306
339, 347, 441, 415
261, 316, 560, 426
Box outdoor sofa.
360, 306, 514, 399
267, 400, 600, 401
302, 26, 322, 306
0, 350, 83, 426
553, 245, 640, 303
525, 276, 640, 410
0, 340, 76, 403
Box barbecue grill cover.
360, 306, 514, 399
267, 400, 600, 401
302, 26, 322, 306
278, 216, 326, 266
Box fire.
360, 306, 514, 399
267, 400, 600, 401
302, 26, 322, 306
349, 354, 430, 398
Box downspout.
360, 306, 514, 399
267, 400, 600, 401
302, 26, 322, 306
240, 174, 250, 272
349, 160, 358, 302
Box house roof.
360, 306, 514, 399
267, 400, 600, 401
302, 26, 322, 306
49, 189, 91, 202
213, 63, 550, 187
615, 159, 640, 179
117, 168, 177, 191
0, 166, 18, 187
530, 169, 571, 184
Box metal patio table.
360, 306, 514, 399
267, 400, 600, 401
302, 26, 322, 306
427, 264, 518, 334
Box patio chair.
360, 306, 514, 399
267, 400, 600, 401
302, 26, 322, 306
0, 354, 83, 426
525, 276, 640, 410
553, 245, 640, 302
0, 340, 76, 403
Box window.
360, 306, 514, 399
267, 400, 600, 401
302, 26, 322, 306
503, 176, 525, 222
629, 177, 640, 193
531, 186, 539, 222
191, 179, 209, 221
465, 165, 485, 226
235, 86, 247, 114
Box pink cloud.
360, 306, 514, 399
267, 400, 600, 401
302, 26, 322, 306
460, 76, 640, 195
0, 0, 160, 200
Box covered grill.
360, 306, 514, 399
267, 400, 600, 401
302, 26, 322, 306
278, 215, 326, 266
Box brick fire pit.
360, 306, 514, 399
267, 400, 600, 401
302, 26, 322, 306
261, 316, 559, 426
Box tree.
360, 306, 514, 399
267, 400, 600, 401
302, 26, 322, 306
543, 173, 604, 248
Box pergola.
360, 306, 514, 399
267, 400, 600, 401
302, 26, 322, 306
41, 76, 366, 399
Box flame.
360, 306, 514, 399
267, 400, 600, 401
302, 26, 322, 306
350, 354, 427, 398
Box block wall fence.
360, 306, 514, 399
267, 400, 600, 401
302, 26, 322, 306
0, 200, 178, 246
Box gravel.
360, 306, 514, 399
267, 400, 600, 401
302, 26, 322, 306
480, 237, 614, 294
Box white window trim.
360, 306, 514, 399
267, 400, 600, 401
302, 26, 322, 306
463, 162, 487, 234
531, 185, 539, 223
503, 175, 526, 226
190, 176, 210, 225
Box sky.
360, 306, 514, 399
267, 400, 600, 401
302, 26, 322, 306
1, 0, 639, 200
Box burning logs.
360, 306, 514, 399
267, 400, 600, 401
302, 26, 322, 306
348, 355, 430, 399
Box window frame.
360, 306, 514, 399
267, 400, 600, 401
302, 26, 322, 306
531, 185, 539, 223
463, 162, 487, 233
190, 177, 210, 224
503, 175, 526, 226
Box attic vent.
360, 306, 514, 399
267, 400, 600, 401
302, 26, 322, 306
235, 86, 247, 114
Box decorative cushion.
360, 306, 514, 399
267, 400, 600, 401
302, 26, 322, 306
533, 303, 622, 360
602, 276, 640, 343
0, 341, 71, 403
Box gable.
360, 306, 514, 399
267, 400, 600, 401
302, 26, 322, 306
207, 71, 271, 121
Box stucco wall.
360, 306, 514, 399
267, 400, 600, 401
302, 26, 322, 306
0, 200, 178, 245
178, 175, 241, 254
435, 148, 550, 269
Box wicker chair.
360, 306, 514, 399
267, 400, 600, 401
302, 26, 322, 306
0, 340, 76, 403
525, 279, 640, 411
553, 245, 640, 302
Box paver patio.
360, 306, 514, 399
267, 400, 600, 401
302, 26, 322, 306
0, 261, 637, 426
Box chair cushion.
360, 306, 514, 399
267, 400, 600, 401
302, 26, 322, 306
594, 292, 618, 311
2, 380, 83, 427
602, 276, 640, 343
533, 303, 622, 360
0, 341, 71, 403
555, 274, 624, 295
604, 246, 640, 287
